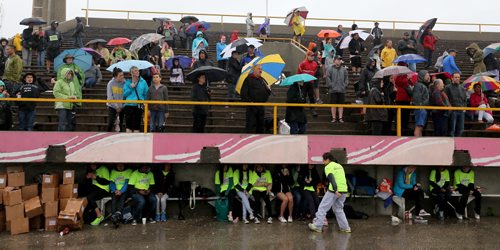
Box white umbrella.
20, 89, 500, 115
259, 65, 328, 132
220, 38, 263, 58
284, 7, 308, 26
339, 30, 371, 49
373, 66, 413, 79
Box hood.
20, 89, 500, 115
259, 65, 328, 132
14, 33, 21, 38
61, 68, 75, 82
196, 31, 203, 37
0, 80, 5, 88
466, 43, 481, 52
198, 49, 208, 59
247, 13, 252, 18
442, 51, 449, 57
417, 70, 428, 83
366, 57, 376, 69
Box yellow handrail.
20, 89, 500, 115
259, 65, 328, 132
4, 97, 499, 136
81, 8, 500, 34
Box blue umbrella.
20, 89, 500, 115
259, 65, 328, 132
165, 56, 192, 69
186, 21, 211, 34
106, 60, 154, 72
258, 18, 270, 34
280, 74, 317, 86
393, 54, 427, 64
54, 49, 93, 72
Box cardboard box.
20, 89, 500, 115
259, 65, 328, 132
10, 217, 29, 235
59, 184, 78, 199
25, 196, 43, 218
29, 215, 44, 230
7, 172, 25, 187
42, 173, 60, 188
64, 198, 87, 219
3, 187, 22, 206
6, 166, 23, 173
0, 188, 3, 205
57, 211, 84, 231
0, 174, 6, 189
45, 217, 58, 232
41, 188, 58, 203
0, 209, 5, 232
44, 201, 59, 217
22, 184, 39, 201
5, 203, 24, 221
59, 198, 69, 211
63, 170, 75, 184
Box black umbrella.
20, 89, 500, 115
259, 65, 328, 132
417, 18, 437, 44
85, 39, 107, 47
180, 16, 199, 24
368, 44, 383, 57
186, 66, 227, 82
19, 17, 47, 26
153, 17, 171, 23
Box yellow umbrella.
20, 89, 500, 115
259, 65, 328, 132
235, 54, 286, 94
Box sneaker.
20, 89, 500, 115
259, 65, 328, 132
419, 209, 431, 217
287, 216, 293, 223
267, 217, 273, 224
316, 99, 324, 104
438, 211, 444, 220
455, 212, 463, 220
339, 229, 352, 233
474, 212, 480, 220
155, 214, 161, 222
148, 218, 156, 224
131, 220, 137, 226
90, 215, 104, 226
308, 223, 322, 233
323, 219, 329, 227
249, 214, 255, 220
228, 213, 234, 222
331, 118, 337, 123
414, 216, 428, 224
311, 109, 318, 117
160, 213, 167, 222
254, 218, 261, 224
338, 118, 344, 123
279, 216, 287, 223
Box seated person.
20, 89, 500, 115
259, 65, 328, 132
393, 166, 430, 220
469, 83, 494, 124
84, 62, 102, 88
215, 164, 235, 221
109, 163, 132, 226
299, 164, 320, 219
250, 164, 273, 224
429, 167, 451, 220
153, 164, 176, 222
272, 165, 294, 223
129, 166, 157, 225
82, 164, 110, 226
454, 165, 482, 220
233, 164, 258, 224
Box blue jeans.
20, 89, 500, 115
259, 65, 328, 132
289, 122, 307, 134
18, 109, 36, 131
149, 111, 165, 132
292, 188, 303, 217
57, 109, 73, 131
449, 111, 464, 137
84, 77, 97, 88
132, 193, 157, 221
37, 50, 46, 67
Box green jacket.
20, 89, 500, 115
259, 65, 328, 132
429, 169, 450, 191
57, 63, 84, 105
215, 167, 233, 193
2, 54, 23, 82
325, 162, 348, 193
454, 169, 475, 189
53, 68, 82, 110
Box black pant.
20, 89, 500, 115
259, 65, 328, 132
402, 188, 424, 215
384, 108, 396, 135
424, 48, 433, 68
432, 113, 449, 136
395, 101, 411, 130
301, 190, 319, 216
226, 189, 237, 212
252, 190, 272, 217
303, 83, 315, 103
457, 185, 482, 215
86, 185, 110, 215
217, 60, 227, 70
246, 106, 265, 134
0, 108, 12, 130
373, 38, 382, 46
107, 107, 124, 132
192, 113, 207, 133
431, 188, 451, 212
371, 121, 384, 135
112, 192, 128, 214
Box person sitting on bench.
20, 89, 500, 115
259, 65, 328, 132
454, 165, 482, 220
394, 166, 430, 221
429, 167, 451, 220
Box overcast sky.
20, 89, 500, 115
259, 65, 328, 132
1, 0, 499, 38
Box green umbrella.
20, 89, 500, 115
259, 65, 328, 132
279, 74, 317, 86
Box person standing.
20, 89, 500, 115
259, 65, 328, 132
308, 152, 350, 233
2, 45, 24, 83
0, 46, 6, 77
411, 70, 430, 137
370, 22, 383, 46
358, 58, 378, 115
226, 51, 241, 99
445, 72, 466, 137
192, 50, 214, 69
381, 40, 397, 68
246, 13, 255, 37
298, 51, 319, 117
422, 28, 438, 68
348, 33, 365, 75
285, 81, 307, 134
129, 166, 157, 225
366, 78, 387, 135
191, 73, 210, 133
466, 43, 486, 74
106, 68, 125, 132
335, 25, 346, 57
326, 55, 349, 123
109, 163, 132, 227
454, 165, 482, 220
73, 17, 85, 48
291, 10, 305, 44
442, 49, 461, 75
45, 21, 63, 72
429, 167, 451, 220
15, 72, 40, 131
397, 32, 417, 71
241, 65, 271, 133
52, 68, 81, 131
394, 73, 412, 133
216, 35, 228, 69
57, 54, 85, 94
147, 72, 169, 132
123, 66, 148, 133
430, 79, 450, 136
34, 27, 47, 67
21, 24, 35, 67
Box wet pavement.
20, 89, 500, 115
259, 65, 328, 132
1, 216, 500, 249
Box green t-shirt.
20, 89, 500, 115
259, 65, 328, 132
92, 166, 110, 192
454, 169, 475, 188
303, 169, 315, 192
215, 167, 233, 192
249, 170, 272, 193
110, 169, 133, 191
129, 170, 155, 190
233, 169, 250, 190
325, 162, 348, 193
429, 169, 450, 191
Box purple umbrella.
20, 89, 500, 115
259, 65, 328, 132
186, 21, 211, 34
166, 56, 192, 69
258, 18, 270, 34
82, 47, 103, 60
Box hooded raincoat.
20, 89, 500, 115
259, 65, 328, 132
466, 43, 486, 74
53, 68, 81, 110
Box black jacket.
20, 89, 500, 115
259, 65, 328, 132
22, 27, 35, 49
298, 167, 320, 191
73, 21, 84, 37
272, 168, 294, 194
191, 83, 210, 115
285, 83, 307, 123
34, 34, 47, 52
153, 170, 176, 195
240, 75, 271, 103
397, 39, 417, 55
359, 59, 378, 95
15, 83, 40, 111
483, 53, 499, 71
348, 38, 364, 56
226, 57, 241, 84
45, 28, 63, 49
365, 85, 388, 122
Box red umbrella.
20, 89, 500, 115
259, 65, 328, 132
107, 37, 132, 46
430, 72, 452, 80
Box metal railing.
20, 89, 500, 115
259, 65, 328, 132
3, 98, 499, 136
82, 8, 500, 34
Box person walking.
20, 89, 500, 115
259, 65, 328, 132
442, 49, 461, 75
445, 72, 466, 137
73, 17, 85, 48
326, 55, 349, 123
241, 65, 271, 133
15, 72, 41, 131
309, 152, 350, 233
370, 22, 383, 46
246, 13, 255, 37
466, 43, 486, 74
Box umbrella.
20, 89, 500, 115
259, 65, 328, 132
463, 74, 500, 91
284, 7, 308, 26
82, 47, 102, 60
106, 60, 154, 72
107, 37, 132, 46
165, 56, 192, 69
368, 44, 383, 57
373, 66, 413, 79
236, 54, 286, 94
393, 54, 427, 64
180, 16, 199, 24
417, 18, 438, 44
483, 43, 500, 58
186, 66, 228, 82
19, 17, 47, 26
186, 21, 210, 34
54, 49, 93, 72
258, 18, 270, 34
129, 33, 164, 53
85, 39, 107, 47
220, 38, 263, 58
339, 30, 371, 49
279, 74, 317, 86
317, 30, 341, 38
430, 72, 452, 81
153, 17, 171, 22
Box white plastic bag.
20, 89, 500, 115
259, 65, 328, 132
279, 119, 290, 135
114, 115, 121, 132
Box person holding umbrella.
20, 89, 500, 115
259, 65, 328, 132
52, 68, 81, 131
285, 79, 308, 134
216, 35, 228, 70
365, 78, 387, 135
226, 51, 242, 99
348, 33, 366, 75
422, 28, 439, 69
470, 83, 494, 124
123, 66, 148, 133
110, 45, 132, 64
246, 13, 255, 37
45, 21, 63, 73
21, 24, 36, 67
191, 72, 211, 133
241, 65, 272, 133
72, 17, 85, 48
291, 10, 305, 44
34, 27, 46, 67
466, 43, 486, 74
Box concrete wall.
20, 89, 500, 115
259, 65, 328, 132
32, 0, 66, 23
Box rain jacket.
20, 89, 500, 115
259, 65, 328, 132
393, 168, 416, 197
411, 70, 430, 106
97, 47, 110, 63
106, 77, 124, 110
470, 92, 492, 115
348, 38, 364, 57
53, 68, 81, 110
466, 43, 486, 74
246, 13, 255, 32
2, 54, 23, 82
216, 41, 227, 62
381, 46, 397, 68
45, 27, 63, 49
326, 64, 349, 93
443, 54, 461, 75
321, 42, 335, 59
192, 50, 214, 69
435, 51, 448, 70
123, 77, 148, 107
21, 27, 35, 49
240, 74, 271, 103
226, 57, 242, 84
395, 75, 412, 102
292, 15, 305, 36
191, 82, 210, 115
422, 34, 437, 51
285, 82, 307, 124
365, 83, 387, 122
483, 53, 499, 71
397, 38, 417, 55
191, 31, 208, 51
110, 48, 132, 64
359, 58, 378, 95
57, 63, 84, 104
297, 59, 318, 83
12, 34, 22, 51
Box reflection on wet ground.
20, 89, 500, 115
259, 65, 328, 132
1, 216, 499, 249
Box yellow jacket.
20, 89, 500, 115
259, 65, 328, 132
381, 47, 397, 68
13, 34, 22, 51
292, 16, 305, 36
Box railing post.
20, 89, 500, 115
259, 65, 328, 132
221, 15, 224, 32
396, 108, 402, 137
144, 103, 149, 133
127, 11, 130, 22
273, 105, 278, 135
479, 24, 482, 34
85, 0, 90, 27
392, 21, 396, 32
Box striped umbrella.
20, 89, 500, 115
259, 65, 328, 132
483, 43, 500, 58
235, 54, 286, 94
463, 75, 500, 91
